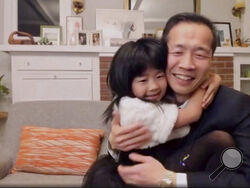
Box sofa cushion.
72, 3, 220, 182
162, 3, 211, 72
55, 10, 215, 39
13, 126, 104, 176
0, 172, 83, 187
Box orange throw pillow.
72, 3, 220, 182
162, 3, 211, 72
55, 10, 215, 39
13, 126, 105, 175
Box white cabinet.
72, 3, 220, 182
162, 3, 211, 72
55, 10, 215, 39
11, 51, 100, 103
234, 54, 250, 95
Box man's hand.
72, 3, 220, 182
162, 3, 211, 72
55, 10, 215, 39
109, 112, 151, 151
118, 153, 171, 186
201, 72, 221, 108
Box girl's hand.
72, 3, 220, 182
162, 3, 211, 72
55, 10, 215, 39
109, 112, 151, 152
201, 72, 221, 109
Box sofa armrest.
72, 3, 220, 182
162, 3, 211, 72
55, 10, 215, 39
0, 154, 13, 179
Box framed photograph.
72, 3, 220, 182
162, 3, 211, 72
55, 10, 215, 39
89, 30, 103, 46
213, 22, 233, 47
40, 25, 61, 45
66, 16, 83, 45
78, 30, 89, 45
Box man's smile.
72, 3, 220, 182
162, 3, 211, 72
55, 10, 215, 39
173, 73, 194, 81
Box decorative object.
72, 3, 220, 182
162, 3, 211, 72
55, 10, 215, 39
66, 16, 83, 45
124, 0, 130, 9
234, 28, 249, 47
0, 112, 8, 119
234, 28, 242, 47
96, 9, 144, 46
78, 30, 89, 45
232, 0, 245, 18
13, 126, 104, 175
73, 0, 85, 15
213, 22, 233, 47
40, 25, 61, 45
8, 31, 35, 45
0, 75, 10, 97
89, 30, 103, 46
194, 0, 201, 14
38, 37, 53, 45
143, 33, 154, 38
154, 28, 164, 39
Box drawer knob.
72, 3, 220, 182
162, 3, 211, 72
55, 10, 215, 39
54, 75, 57, 79
79, 62, 82, 66
27, 62, 30, 66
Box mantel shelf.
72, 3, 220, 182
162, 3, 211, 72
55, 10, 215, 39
0, 112, 8, 119
1, 45, 250, 56
0, 44, 119, 53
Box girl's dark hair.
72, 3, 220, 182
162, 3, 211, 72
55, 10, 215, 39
161, 12, 217, 54
103, 38, 168, 123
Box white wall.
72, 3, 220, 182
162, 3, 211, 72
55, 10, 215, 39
201, 0, 241, 41
242, 0, 250, 40
0, 0, 3, 44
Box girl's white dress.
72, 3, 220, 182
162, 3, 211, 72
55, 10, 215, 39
117, 96, 191, 149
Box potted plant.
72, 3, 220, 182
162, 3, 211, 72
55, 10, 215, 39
0, 74, 10, 97
0, 74, 10, 119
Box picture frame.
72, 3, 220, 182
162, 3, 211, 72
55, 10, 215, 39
213, 22, 233, 47
40, 25, 61, 45
78, 30, 89, 45
66, 16, 83, 45
89, 30, 103, 46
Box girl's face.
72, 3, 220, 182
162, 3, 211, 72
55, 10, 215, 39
132, 67, 167, 102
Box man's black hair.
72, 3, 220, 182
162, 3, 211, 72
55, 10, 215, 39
161, 12, 217, 54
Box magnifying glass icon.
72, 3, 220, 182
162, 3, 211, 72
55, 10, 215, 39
209, 147, 243, 181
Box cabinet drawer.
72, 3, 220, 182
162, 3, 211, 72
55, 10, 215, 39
14, 56, 92, 71
21, 72, 91, 80
13, 72, 93, 102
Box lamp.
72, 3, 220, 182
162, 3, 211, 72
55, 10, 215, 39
232, 0, 245, 18
235, 0, 245, 9
73, 0, 85, 15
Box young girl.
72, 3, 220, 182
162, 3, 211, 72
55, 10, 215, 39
83, 38, 221, 187
103, 38, 206, 164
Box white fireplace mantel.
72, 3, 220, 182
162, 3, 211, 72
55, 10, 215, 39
1, 45, 250, 55
0, 44, 119, 54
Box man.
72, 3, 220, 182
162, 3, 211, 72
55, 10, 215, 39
109, 13, 250, 187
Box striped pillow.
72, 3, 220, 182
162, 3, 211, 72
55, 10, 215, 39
13, 126, 105, 175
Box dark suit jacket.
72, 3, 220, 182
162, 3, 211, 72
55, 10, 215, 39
183, 86, 250, 187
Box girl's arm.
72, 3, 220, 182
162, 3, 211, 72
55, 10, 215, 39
201, 72, 221, 108
175, 88, 205, 128
175, 72, 221, 128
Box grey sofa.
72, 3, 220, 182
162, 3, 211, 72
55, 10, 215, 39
0, 100, 110, 187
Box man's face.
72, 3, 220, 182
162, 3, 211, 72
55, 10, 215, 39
166, 22, 213, 102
